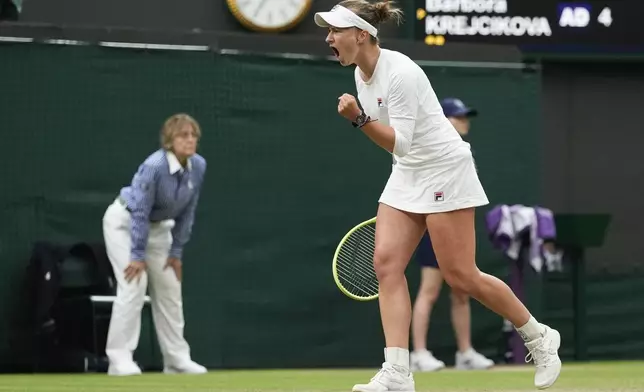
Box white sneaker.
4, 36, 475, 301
455, 348, 495, 370
107, 360, 142, 376
410, 350, 445, 372
524, 325, 562, 389
352, 362, 415, 392
164, 360, 207, 375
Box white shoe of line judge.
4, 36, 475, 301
107, 360, 207, 376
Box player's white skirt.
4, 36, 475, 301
378, 145, 489, 214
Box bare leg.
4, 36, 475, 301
352, 203, 425, 392
425, 208, 530, 326
450, 289, 472, 353
426, 208, 561, 389
374, 204, 426, 349
411, 268, 443, 351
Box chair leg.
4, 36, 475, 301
91, 302, 99, 371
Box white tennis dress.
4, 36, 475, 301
355, 49, 489, 214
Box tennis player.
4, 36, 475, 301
102, 113, 207, 376
314, 1, 561, 391
410, 98, 494, 372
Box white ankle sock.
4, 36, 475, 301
515, 316, 546, 342
384, 347, 410, 371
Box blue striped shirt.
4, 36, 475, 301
120, 149, 206, 261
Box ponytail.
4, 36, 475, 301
372, 1, 404, 26
338, 0, 405, 29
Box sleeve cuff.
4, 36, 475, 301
169, 248, 183, 259
130, 250, 146, 262
392, 128, 411, 157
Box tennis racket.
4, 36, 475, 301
332, 217, 379, 301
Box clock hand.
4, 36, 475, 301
254, 0, 270, 18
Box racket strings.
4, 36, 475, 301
335, 223, 379, 298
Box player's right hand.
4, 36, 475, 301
124, 261, 146, 283
337, 93, 361, 122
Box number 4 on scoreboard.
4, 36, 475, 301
598, 7, 612, 27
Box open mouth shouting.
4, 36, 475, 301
330, 46, 340, 58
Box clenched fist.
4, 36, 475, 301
337, 93, 362, 122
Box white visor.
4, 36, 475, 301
314, 5, 378, 38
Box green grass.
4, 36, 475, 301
0, 361, 641, 391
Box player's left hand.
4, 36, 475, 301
164, 257, 183, 282
338, 93, 362, 122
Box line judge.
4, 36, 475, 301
102, 113, 207, 376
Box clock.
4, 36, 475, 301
226, 0, 314, 33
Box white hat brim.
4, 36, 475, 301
314, 11, 355, 29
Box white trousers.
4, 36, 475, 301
102, 200, 192, 367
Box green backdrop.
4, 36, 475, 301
0, 42, 543, 369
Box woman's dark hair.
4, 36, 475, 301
338, 0, 404, 42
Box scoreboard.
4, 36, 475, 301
414, 0, 644, 52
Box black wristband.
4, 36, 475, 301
352, 112, 371, 128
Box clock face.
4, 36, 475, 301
230, 0, 312, 31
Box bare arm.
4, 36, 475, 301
357, 120, 395, 154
